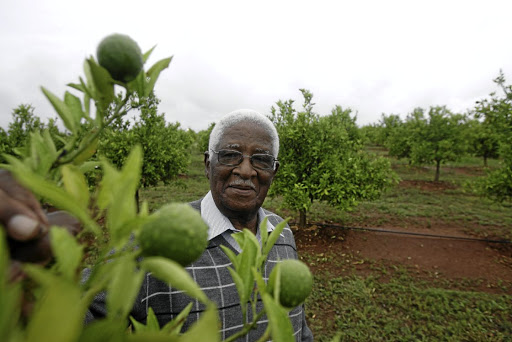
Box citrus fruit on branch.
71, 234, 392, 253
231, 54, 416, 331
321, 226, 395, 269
267, 259, 313, 308
96, 33, 143, 83
137, 203, 209, 267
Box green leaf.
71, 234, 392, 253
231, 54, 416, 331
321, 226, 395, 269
107, 256, 144, 320
22, 264, 57, 287
236, 230, 258, 305
262, 219, 289, 258
28, 130, 58, 175
67, 82, 86, 92
41, 86, 78, 133
140, 257, 209, 304
253, 266, 267, 294
231, 231, 246, 250
260, 217, 269, 248
161, 302, 193, 335
96, 160, 121, 210
143, 45, 157, 63
50, 226, 83, 282
245, 230, 262, 264
133, 307, 168, 334
78, 160, 100, 174
102, 146, 142, 244
127, 70, 146, 97
0, 231, 21, 342
268, 263, 281, 301
26, 278, 85, 342
261, 293, 294, 342
78, 318, 125, 342
227, 267, 246, 317
61, 164, 90, 209
85, 57, 115, 112
144, 56, 173, 97
64, 91, 86, 121
220, 245, 238, 270
178, 304, 220, 342
79, 76, 94, 118
129, 315, 149, 333
73, 134, 99, 165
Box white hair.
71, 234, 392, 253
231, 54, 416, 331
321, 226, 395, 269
208, 109, 280, 157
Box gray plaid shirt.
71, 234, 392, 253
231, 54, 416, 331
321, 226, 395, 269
85, 198, 313, 341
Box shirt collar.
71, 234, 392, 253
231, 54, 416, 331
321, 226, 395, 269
201, 191, 275, 241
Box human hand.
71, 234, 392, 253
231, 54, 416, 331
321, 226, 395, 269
0, 170, 81, 280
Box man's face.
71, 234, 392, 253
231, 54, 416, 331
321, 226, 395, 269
205, 121, 279, 219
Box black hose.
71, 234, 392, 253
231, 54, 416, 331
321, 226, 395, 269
306, 223, 512, 244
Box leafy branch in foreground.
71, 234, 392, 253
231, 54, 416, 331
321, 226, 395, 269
0, 33, 315, 342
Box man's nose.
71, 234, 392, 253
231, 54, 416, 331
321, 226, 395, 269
233, 156, 257, 178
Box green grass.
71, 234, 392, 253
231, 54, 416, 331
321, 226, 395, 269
307, 272, 512, 341
140, 148, 512, 341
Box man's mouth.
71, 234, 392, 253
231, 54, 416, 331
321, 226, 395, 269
228, 179, 256, 191
229, 185, 255, 190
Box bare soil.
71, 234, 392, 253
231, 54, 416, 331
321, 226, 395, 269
293, 180, 512, 295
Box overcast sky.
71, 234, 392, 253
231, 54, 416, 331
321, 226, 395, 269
1, 0, 512, 132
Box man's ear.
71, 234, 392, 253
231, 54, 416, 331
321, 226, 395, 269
204, 151, 210, 179
272, 160, 280, 176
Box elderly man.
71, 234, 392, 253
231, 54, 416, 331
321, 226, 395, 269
87, 109, 313, 340
1, 109, 313, 341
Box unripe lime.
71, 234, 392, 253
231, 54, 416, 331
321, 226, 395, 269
137, 203, 209, 266
96, 33, 143, 83
267, 259, 313, 308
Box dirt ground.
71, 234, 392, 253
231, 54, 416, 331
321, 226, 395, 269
293, 180, 512, 295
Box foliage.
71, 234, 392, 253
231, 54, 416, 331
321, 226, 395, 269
98, 93, 191, 188
462, 115, 500, 167
385, 106, 467, 181
0, 104, 65, 163
376, 113, 403, 148
196, 122, 215, 153
472, 70, 512, 202
269, 89, 396, 227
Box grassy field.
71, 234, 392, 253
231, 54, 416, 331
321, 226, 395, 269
140, 148, 512, 341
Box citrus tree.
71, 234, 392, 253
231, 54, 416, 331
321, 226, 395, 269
0, 34, 313, 342
269, 89, 396, 228
98, 92, 191, 187
473, 70, 512, 202
0, 104, 64, 163
463, 115, 500, 167
407, 106, 467, 181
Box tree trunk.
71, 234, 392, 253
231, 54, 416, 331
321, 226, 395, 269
435, 160, 441, 182
299, 210, 307, 229
483, 155, 488, 168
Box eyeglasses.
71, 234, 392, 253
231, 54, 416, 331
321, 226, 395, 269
210, 149, 277, 170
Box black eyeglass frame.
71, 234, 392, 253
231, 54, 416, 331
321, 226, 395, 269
208, 149, 278, 170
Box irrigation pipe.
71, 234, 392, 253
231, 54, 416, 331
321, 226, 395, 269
305, 223, 512, 244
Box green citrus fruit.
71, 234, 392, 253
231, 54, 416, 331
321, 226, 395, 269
267, 259, 313, 308
96, 33, 143, 83
137, 203, 209, 266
